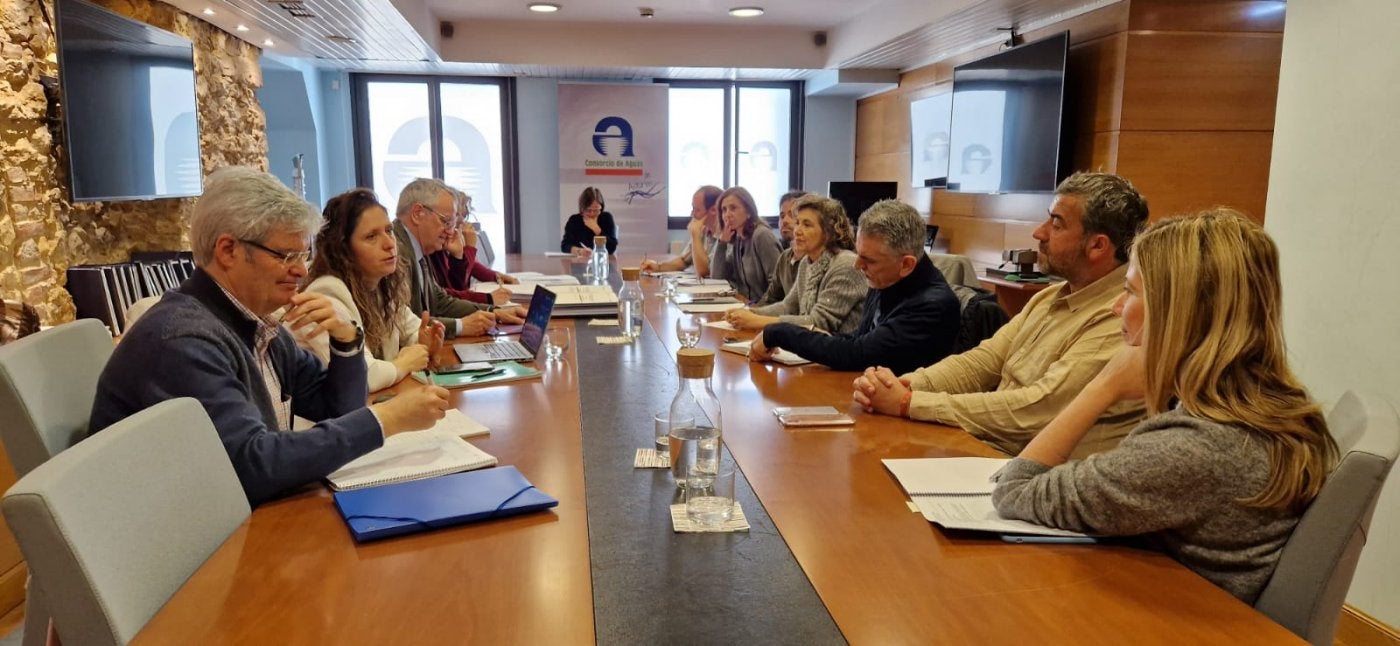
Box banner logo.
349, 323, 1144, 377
591, 116, 635, 157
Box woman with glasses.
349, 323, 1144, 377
984, 210, 1338, 603
711, 186, 783, 301
560, 186, 618, 256
297, 188, 444, 391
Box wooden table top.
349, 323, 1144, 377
137, 253, 1300, 645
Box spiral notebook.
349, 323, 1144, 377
326, 431, 497, 491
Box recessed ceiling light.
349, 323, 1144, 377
263, 38, 274, 46
201, 7, 214, 15
235, 23, 249, 32
729, 6, 764, 17
527, 2, 561, 12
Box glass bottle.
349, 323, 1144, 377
669, 348, 722, 488
592, 235, 610, 283
617, 266, 643, 339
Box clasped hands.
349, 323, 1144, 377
852, 367, 912, 416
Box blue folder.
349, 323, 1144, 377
332, 465, 559, 542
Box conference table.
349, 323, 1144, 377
136, 254, 1301, 645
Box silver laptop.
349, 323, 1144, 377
452, 285, 555, 363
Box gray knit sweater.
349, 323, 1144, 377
991, 409, 1299, 603
751, 249, 867, 334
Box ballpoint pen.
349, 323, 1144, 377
465, 368, 506, 381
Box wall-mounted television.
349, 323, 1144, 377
56, 0, 203, 202
828, 181, 898, 229
946, 31, 1070, 194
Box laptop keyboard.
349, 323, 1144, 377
483, 342, 531, 360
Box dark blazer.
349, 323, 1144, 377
393, 220, 488, 336
560, 211, 618, 254
761, 255, 960, 374
88, 268, 383, 506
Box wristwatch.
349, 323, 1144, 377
329, 321, 364, 356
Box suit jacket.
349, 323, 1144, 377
393, 220, 488, 337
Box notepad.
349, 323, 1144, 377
882, 457, 1094, 540
326, 431, 497, 491
720, 339, 811, 366
680, 302, 745, 313
333, 465, 559, 541
420, 361, 541, 388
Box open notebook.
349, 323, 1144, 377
326, 431, 497, 491
720, 339, 812, 366
882, 457, 1094, 540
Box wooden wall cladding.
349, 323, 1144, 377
1115, 131, 1274, 220
1119, 32, 1283, 132
852, 0, 1283, 267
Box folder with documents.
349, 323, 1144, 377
333, 465, 559, 542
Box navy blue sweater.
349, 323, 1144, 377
89, 269, 383, 506
761, 255, 960, 374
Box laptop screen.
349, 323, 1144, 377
518, 285, 555, 353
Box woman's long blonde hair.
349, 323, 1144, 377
1134, 209, 1336, 511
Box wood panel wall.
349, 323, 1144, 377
854, 0, 1285, 269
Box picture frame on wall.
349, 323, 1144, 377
909, 93, 952, 187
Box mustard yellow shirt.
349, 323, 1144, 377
902, 264, 1145, 458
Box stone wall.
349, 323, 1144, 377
0, 0, 266, 324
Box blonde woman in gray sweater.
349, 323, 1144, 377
988, 210, 1337, 603
726, 195, 867, 335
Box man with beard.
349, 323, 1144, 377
755, 190, 809, 306
854, 172, 1150, 458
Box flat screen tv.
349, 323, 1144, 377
946, 31, 1070, 194
828, 181, 897, 228
56, 0, 202, 201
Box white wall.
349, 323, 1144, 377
1267, 0, 1400, 627
516, 77, 563, 254
802, 95, 857, 196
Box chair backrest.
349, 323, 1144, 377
926, 252, 980, 291
0, 318, 114, 477
1253, 390, 1400, 645
2, 397, 251, 646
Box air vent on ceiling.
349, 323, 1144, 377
326, 34, 357, 44
267, 0, 315, 18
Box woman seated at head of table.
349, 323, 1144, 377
293, 188, 444, 391
725, 195, 867, 335
560, 186, 618, 256
977, 209, 1334, 604
709, 186, 783, 301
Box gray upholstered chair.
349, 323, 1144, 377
0, 318, 115, 646
1253, 390, 1400, 645
2, 397, 250, 646
0, 317, 114, 477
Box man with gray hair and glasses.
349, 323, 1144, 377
855, 172, 1150, 459
90, 167, 451, 506
751, 199, 960, 373
394, 178, 525, 337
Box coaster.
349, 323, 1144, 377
589, 318, 619, 327
670, 502, 750, 533
633, 448, 670, 469
597, 335, 633, 345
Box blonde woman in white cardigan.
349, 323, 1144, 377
296, 188, 443, 391
726, 195, 867, 335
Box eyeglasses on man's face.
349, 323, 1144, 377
418, 203, 454, 228
240, 239, 312, 267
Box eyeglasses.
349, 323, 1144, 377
240, 239, 312, 267
418, 204, 454, 227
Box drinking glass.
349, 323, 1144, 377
661, 275, 680, 299
675, 315, 703, 349
686, 467, 736, 529
544, 325, 571, 361
653, 411, 693, 460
